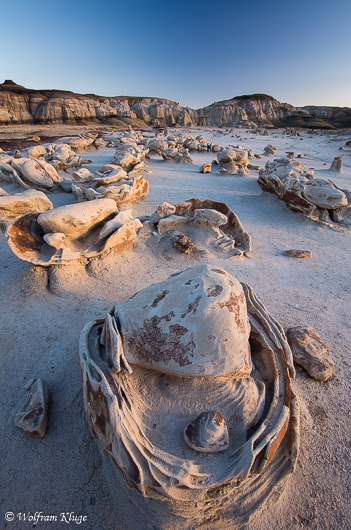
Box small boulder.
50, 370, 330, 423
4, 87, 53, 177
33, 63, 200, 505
37, 198, 117, 240
264, 145, 276, 155
286, 326, 334, 381
27, 145, 46, 159
94, 138, 105, 149
191, 208, 228, 228
217, 148, 249, 167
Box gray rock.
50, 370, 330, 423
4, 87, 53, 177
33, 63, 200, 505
303, 180, 348, 209
14, 378, 49, 437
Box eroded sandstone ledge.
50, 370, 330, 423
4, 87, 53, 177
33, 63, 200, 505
1, 80, 349, 128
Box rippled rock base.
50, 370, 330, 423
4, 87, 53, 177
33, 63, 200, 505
80, 265, 299, 527
100, 432, 298, 529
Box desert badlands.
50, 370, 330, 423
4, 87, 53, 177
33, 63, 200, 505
1, 117, 351, 530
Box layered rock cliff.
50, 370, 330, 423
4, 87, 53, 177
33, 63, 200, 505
0, 80, 349, 129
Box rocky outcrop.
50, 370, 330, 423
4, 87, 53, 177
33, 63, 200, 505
301, 105, 351, 129
0, 80, 350, 128
0, 80, 198, 127
198, 94, 293, 127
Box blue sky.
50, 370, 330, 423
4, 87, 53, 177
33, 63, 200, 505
1, 0, 350, 108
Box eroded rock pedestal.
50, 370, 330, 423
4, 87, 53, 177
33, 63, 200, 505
79, 265, 300, 527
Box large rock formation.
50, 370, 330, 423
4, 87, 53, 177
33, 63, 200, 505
0, 80, 349, 128
0, 80, 198, 127
301, 105, 351, 129
79, 264, 299, 527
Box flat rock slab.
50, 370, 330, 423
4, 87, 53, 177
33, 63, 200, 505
284, 249, 312, 258
14, 378, 49, 437
286, 326, 334, 381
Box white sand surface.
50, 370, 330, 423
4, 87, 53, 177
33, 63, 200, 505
1, 127, 350, 529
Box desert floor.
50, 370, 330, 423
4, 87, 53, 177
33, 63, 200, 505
1, 125, 350, 529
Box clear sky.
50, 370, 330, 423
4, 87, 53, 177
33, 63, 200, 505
1, 0, 350, 109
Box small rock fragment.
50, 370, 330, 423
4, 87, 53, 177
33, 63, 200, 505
14, 378, 49, 437
264, 145, 276, 155
184, 411, 229, 453
284, 249, 312, 258
286, 326, 334, 381
200, 162, 212, 173
247, 163, 260, 171
173, 234, 194, 254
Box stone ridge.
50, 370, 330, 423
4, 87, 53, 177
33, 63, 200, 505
0, 80, 349, 128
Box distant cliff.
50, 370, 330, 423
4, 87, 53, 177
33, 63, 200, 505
0, 80, 349, 129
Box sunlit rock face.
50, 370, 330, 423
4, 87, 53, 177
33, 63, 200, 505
0, 189, 53, 227
1, 82, 348, 128
198, 94, 295, 127
80, 265, 299, 528
6, 199, 142, 265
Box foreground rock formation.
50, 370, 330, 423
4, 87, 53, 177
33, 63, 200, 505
6, 199, 142, 265
1, 80, 349, 128
80, 265, 299, 527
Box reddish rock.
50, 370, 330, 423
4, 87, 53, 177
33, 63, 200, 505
286, 326, 334, 381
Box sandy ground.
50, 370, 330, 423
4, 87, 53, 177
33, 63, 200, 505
1, 126, 351, 529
